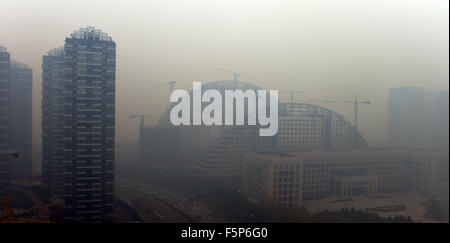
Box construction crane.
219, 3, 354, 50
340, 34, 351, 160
130, 114, 154, 129
323, 95, 370, 130
214, 67, 241, 89
280, 90, 303, 104
300, 95, 370, 129
162, 81, 177, 111
163, 81, 176, 94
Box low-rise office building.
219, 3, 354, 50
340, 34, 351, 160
242, 148, 449, 208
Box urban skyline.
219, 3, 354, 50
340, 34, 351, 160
0, 25, 448, 222
1, 0, 448, 152
0, 0, 448, 226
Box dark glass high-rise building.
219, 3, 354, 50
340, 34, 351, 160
42, 47, 65, 195
61, 27, 116, 222
0, 45, 10, 197
9, 61, 32, 179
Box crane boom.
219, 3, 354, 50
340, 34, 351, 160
280, 90, 303, 103
298, 95, 370, 129
322, 95, 370, 129
130, 114, 154, 128
213, 67, 241, 89
163, 81, 176, 94
162, 81, 177, 110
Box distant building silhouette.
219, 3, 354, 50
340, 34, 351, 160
0, 45, 11, 197
140, 126, 180, 165
388, 87, 449, 151
9, 61, 32, 179
42, 47, 65, 195
0, 46, 33, 195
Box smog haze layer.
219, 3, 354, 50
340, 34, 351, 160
0, 0, 448, 169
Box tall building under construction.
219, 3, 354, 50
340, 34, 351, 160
62, 27, 116, 222
42, 27, 116, 222
0, 45, 32, 195
0, 45, 11, 197
42, 47, 65, 195
8, 61, 32, 179
139, 80, 367, 186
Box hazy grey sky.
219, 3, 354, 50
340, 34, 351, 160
1, 0, 448, 147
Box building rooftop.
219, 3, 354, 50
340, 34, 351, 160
11, 60, 30, 69
46, 47, 64, 56
69, 26, 112, 41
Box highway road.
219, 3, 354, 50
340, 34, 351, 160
116, 178, 226, 223
116, 183, 191, 223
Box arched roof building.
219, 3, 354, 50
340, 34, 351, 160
142, 80, 368, 183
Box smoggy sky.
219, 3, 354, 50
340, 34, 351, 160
1, 0, 448, 149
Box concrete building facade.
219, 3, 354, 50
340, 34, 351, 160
60, 27, 116, 222
242, 148, 449, 209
